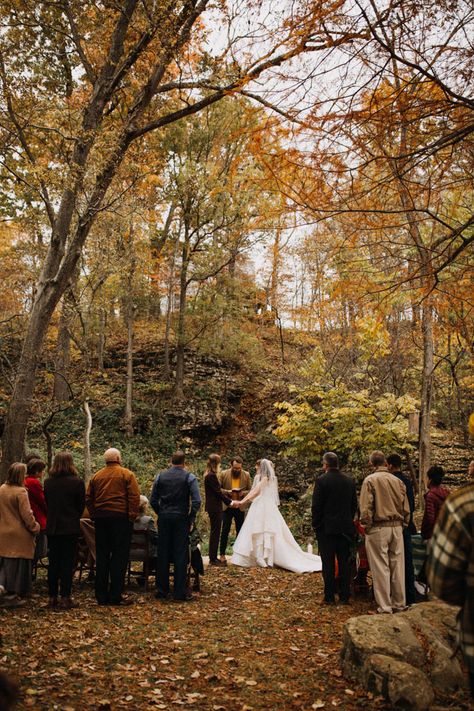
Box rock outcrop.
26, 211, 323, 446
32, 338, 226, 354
341, 601, 468, 710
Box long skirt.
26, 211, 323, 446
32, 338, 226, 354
0, 557, 33, 597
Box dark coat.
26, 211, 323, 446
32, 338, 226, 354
44, 474, 86, 536
312, 468, 357, 537
204, 472, 232, 513
391, 470, 417, 534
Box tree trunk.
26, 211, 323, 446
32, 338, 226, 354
83, 400, 92, 482
270, 227, 281, 315
0, 291, 58, 478
175, 236, 190, 399
124, 296, 134, 437
53, 289, 75, 402
97, 308, 106, 371
419, 297, 434, 495
163, 237, 179, 381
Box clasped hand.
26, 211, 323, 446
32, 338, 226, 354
230, 500, 242, 508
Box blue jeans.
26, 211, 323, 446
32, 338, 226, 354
156, 514, 189, 600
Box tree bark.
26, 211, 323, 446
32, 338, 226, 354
1, 291, 58, 478
97, 308, 106, 371
419, 297, 434, 494
174, 229, 190, 399
53, 276, 77, 402
124, 295, 134, 437
83, 400, 92, 482
163, 236, 179, 381
53, 300, 72, 403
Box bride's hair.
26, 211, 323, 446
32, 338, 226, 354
257, 459, 275, 480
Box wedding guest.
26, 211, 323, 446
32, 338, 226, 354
0, 463, 40, 607
44, 452, 85, 609
312, 452, 357, 605
204, 454, 232, 566
427, 481, 474, 699
360, 450, 410, 614
387, 453, 416, 605
150, 451, 201, 601
130, 495, 158, 585
218, 456, 251, 563
421, 465, 449, 540
86, 448, 140, 606
25, 458, 48, 562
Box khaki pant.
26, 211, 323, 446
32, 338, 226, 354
365, 525, 405, 613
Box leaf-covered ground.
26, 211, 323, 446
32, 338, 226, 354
0, 568, 469, 710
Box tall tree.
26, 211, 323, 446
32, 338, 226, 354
0, 0, 358, 473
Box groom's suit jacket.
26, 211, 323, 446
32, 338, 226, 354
312, 468, 357, 537
218, 468, 251, 510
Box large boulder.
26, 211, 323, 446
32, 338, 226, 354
364, 654, 434, 711
341, 601, 468, 710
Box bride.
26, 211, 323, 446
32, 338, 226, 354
231, 459, 322, 573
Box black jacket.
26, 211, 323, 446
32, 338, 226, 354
312, 468, 357, 537
204, 472, 232, 513
44, 474, 86, 536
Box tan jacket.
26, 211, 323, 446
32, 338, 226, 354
360, 467, 410, 533
86, 463, 140, 520
218, 468, 251, 510
0, 484, 40, 559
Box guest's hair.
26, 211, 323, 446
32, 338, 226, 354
206, 453, 221, 474
323, 452, 338, 469
255, 459, 261, 467
427, 465, 445, 487
104, 447, 121, 464
49, 451, 78, 477
369, 450, 386, 467
27, 458, 46, 477
386, 453, 402, 469
231, 456, 243, 465
138, 495, 149, 514
172, 450, 186, 465
6, 462, 27, 486
25, 451, 41, 464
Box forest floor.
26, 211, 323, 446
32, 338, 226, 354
1, 567, 472, 711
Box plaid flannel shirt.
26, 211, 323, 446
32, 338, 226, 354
427, 482, 474, 671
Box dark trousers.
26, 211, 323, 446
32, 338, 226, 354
317, 532, 352, 602
47, 534, 78, 598
156, 514, 189, 600
470, 670, 474, 699
94, 517, 132, 604
208, 511, 222, 562
220, 507, 244, 555
403, 528, 416, 605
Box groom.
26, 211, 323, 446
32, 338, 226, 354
218, 456, 251, 563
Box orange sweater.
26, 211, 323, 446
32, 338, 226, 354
86, 463, 140, 520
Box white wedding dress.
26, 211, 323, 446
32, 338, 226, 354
231, 461, 322, 573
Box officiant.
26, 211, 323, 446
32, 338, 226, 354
218, 456, 251, 563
